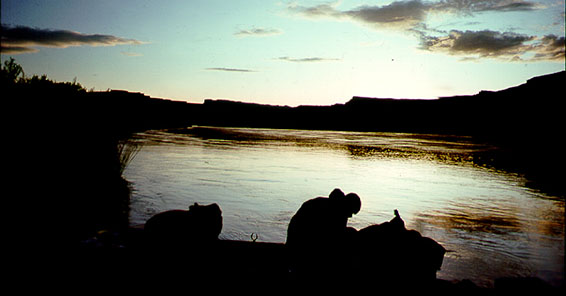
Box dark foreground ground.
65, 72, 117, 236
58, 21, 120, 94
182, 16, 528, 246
33, 228, 556, 295
8, 71, 563, 294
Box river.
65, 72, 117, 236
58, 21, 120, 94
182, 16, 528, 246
123, 126, 564, 287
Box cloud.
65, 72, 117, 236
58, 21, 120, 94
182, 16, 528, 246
1, 24, 145, 54
234, 27, 283, 37
287, 1, 427, 29
205, 67, 257, 72
434, 0, 542, 14
276, 56, 341, 63
287, 1, 342, 18
288, 1, 557, 61
121, 51, 143, 57
288, 1, 542, 29
531, 35, 566, 61
422, 30, 534, 56
1, 45, 39, 54
420, 30, 565, 61
345, 1, 429, 28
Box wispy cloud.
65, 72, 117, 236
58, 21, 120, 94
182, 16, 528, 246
276, 56, 341, 63
205, 67, 257, 72
121, 51, 143, 57
287, 1, 559, 61
287, 0, 543, 30
287, 1, 430, 30
421, 30, 534, 56
434, 0, 543, 14
532, 35, 566, 61
420, 30, 565, 61
345, 1, 429, 29
1, 45, 39, 54
287, 1, 342, 18
234, 27, 283, 37
1, 24, 145, 54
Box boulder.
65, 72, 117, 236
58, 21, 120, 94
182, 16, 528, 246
144, 203, 222, 249
355, 210, 446, 284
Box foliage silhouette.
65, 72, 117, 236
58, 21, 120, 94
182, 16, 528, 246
1, 57, 24, 82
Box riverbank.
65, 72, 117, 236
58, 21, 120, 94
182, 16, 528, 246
6, 67, 562, 292
72, 227, 563, 293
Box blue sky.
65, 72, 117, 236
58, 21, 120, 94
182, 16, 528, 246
1, 0, 564, 106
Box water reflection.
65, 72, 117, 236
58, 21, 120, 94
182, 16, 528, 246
163, 126, 564, 200
125, 126, 564, 287
414, 196, 564, 287
421, 209, 521, 235
140, 126, 498, 164
345, 144, 478, 164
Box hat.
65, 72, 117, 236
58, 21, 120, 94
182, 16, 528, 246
345, 193, 361, 215
329, 188, 345, 199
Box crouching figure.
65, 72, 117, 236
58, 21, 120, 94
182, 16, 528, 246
286, 188, 361, 280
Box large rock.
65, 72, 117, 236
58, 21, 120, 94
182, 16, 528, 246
355, 210, 446, 284
144, 203, 222, 249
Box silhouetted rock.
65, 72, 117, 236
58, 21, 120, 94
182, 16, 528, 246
144, 203, 222, 249
355, 210, 446, 286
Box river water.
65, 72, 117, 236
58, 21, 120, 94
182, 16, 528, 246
123, 126, 564, 287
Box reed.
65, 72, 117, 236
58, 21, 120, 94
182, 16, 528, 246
117, 139, 142, 176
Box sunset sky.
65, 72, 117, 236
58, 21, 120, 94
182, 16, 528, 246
1, 0, 564, 106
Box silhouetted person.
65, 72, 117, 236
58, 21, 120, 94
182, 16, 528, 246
286, 188, 361, 280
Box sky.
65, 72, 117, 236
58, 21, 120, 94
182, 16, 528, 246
1, 0, 564, 106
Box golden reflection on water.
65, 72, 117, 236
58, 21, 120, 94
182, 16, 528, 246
419, 209, 520, 235
414, 195, 564, 287
346, 144, 478, 164
127, 127, 564, 288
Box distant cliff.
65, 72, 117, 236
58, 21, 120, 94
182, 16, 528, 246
191, 71, 564, 140
10, 70, 562, 142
